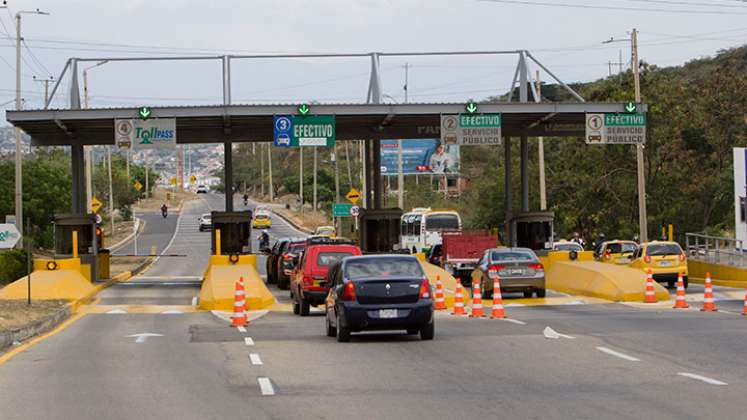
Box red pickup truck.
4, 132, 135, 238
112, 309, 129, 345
291, 243, 362, 316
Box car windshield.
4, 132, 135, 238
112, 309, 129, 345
287, 243, 305, 254
554, 243, 581, 251
607, 243, 637, 254
491, 250, 536, 262
646, 243, 682, 256
424, 214, 459, 230
345, 257, 424, 279
317, 252, 354, 267
256, 215, 269, 220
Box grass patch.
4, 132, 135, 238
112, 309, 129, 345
0, 300, 67, 332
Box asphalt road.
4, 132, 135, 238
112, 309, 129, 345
2, 193, 747, 419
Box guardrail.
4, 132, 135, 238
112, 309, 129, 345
685, 232, 745, 266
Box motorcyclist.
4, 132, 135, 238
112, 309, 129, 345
570, 232, 585, 249
243, 193, 249, 206
160, 204, 168, 218
258, 230, 270, 250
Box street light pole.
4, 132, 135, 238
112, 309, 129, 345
14, 8, 50, 237
83, 60, 108, 214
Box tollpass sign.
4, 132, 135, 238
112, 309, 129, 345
115, 118, 177, 150
586, 113, 646, 145
273, 115, 335, 147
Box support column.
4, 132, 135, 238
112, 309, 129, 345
71, 144, 85, 214
504, 138, 512, 246
224, 141, 233, 212
521, 135, 529, 212
364, 141, 373, 208
373, 138, 382, 210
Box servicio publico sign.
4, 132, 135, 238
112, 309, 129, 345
274, 115, 336, 147
585, 113, 646, 145
441, 114, 501, 146
115, 118, 177, 150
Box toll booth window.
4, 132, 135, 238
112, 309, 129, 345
425, 214, 458, 230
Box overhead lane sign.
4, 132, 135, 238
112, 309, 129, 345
116, 118, 176, 150
273, 116, 293, 148
441, 114, 501, 146
585, 113, 646, 145
274, 115, 336, 147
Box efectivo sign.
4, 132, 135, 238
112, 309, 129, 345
115, 118, 177, 150
585, 113, 646, 145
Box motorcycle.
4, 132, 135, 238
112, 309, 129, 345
161, 206, 168, 219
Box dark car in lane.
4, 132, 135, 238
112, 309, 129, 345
472, 247, 546, 298
324, 255, 434, 342
278, 240, 307, 290
264, 238, 290, 285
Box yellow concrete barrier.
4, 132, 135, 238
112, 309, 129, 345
419, 261, 462, 308
687, 260, 747, 288
540, 251, 670, 302
198, 254, 275, 311
0, 258, 96, 301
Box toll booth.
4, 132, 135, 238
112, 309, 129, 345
54, 214, 99, 281
357, 208, 402, 253
210, 211, 253, 255
510, 212, 554, 252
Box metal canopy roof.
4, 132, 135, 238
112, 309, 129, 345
6, 102, 645, 146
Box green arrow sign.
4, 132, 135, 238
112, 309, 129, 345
624, 101, 637, 113
465, 101, 478, 114
138, 106, 152, 119
297, 104, 310, 116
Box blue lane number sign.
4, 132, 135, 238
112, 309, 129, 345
274, 115, 293, 148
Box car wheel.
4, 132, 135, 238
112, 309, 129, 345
336, 313, 351, 343
420, 319, 435, 341
326, 312, 337, 337
292, 291, 300, 315
536, 288, 546, 298
523, 290, 534, 298
300, 299, 310, 317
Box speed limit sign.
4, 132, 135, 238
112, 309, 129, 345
350, 205, 360, 217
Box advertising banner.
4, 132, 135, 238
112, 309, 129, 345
380, 139, 460, 176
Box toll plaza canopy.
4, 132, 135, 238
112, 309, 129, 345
6, 101, 645, 146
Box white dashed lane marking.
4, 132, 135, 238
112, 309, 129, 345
258, 377, 275, 396
244, 337, 255, 346
250, 353, 263, 365
678, 372, 727, 386
596, 346, 640, 362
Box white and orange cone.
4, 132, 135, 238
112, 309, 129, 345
469, 279, 485, 318
452, 281, 466, 316
231, 277, 248, 327
644, 269, 658, 303
741, 286, 747, 316
434, 275, 447, 311
701, 272, 718, 312
489, 276, 506, 319
672, 272, 689, 309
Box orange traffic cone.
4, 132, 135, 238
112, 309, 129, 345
434, 276, 447, 310
490, 276, 506, 319
452, 280, 466, 316
741, 286, 747, 316
231, 277, 248, 327
701, 272, 718, 312
469, 279, 485, 318
644, 269, 658, 303
672, 272, 689, 309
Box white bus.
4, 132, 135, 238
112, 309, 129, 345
400, 208, 462, 253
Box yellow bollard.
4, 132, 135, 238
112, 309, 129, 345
72, 230, 79, 258
668, 224, 674, 242
215, 229, 221, 256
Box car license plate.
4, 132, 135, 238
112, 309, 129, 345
511, 269, 523, 275
659, 261, 672, 267
617, 258, 629, 263
379, 309, 398, 319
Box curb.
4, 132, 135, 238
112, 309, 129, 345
0, 305, 73, 352
271, 209, 314, 234
109, 217, 143, 252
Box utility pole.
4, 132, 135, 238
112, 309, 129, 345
107, 145, 114, 236
145, 163, 149, 199
313, 147, 318, 211
397, 140, 404, 209
267, 143, 274, 201
632, 28, 648, 243
344, 141, 353, 189
33, 76, 53, 104
333, 145, 340, 236
260, 143, 265, 197
83, 60, 107, 214
299, 147, 304, 213
360, 141, 366, 208
536, 71, 547, 211
403, 63, 409, 103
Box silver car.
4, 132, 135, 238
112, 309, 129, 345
198, 214, 212, 231
472, 247, 546, 298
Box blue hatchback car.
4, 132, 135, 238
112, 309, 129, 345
324, 255, 435, 342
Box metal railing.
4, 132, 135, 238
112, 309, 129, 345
685, 232, 745, 266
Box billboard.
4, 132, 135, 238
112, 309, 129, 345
380, 139, 460, 176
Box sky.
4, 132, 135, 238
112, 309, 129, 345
1, 0, 746, 115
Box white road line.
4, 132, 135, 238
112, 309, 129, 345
244, 337, 255, 346
237, 326, 247, 333
258, 377, 275, 396
160, 310, 183, 314
501, 318, 527, 325
250, 353, 263, 365
106, 309, 128, 314
191, 296, 198, 306
678, 372, 728, 386
596, 346, 640, 362
543, 326, 575, 339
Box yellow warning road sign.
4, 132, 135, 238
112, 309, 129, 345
133, 180, 143, 191
345, 187, 361, 204
189, 175, 197, 184
170, 176, 177, 186
91, 197, 103, 214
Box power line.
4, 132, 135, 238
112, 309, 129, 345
479, 0, 747, 14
